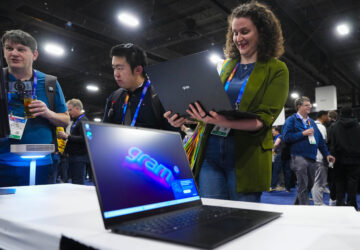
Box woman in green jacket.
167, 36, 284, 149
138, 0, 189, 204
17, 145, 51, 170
165, 1, 289, 202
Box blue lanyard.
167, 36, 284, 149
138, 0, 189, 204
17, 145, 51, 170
121, 80, 151, 126
296, 113, 311, 129
7, 70, 38, 115
223, 63, 252, 108
274, 134, 280, 144
32, 70, 38, 96
71, 114, 85, 133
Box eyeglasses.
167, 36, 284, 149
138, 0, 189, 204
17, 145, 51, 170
302, 104, 312, 107
119, 43, 134, 48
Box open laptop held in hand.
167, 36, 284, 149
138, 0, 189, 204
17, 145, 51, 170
146, 51, 259, 120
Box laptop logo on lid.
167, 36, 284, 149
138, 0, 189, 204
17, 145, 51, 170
181, 85, 190, 91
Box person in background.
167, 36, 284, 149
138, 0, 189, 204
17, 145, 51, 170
327, 109, 338, 205
282, 96, 335, 205
103, 43, 181, 135
329, 107, 360, 210
270, 126, 292, 192
165, 1, 289, 202
48, 126, 67, 184
58, 99, 88, 185
311, 110, 329, 205
0, 29, 69, 187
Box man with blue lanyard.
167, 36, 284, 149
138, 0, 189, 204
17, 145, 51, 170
103, 43, 180, 133
282, 96, 335, 205
58, 99, 88, 185
0, 30, 69, 187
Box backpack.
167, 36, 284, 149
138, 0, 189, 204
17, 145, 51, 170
2, 68, 57, 110
3, 68, 58, 146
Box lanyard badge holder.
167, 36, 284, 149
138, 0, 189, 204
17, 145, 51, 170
211, 64, 251, 137
304, 119, 316, 145
8, 70, 37, 140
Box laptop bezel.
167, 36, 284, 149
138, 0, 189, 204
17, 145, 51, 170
82, 121, 203, 229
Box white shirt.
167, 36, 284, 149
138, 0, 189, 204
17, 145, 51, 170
315, 120, 327, 162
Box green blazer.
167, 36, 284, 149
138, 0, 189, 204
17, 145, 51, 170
194, 58, 289, 193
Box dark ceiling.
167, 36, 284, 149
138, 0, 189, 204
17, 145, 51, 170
1, 0, 360, 121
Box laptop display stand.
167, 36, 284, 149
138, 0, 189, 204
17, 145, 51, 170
10, 144, 55, 186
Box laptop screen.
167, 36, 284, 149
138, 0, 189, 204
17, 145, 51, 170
83, 122, 200, 219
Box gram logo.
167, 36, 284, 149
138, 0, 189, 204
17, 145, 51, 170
125, 147, 175, 187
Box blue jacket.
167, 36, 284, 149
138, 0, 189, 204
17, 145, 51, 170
282, 113, 329, 161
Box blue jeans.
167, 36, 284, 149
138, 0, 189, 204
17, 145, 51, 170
271, 153, 292, 190
49, 153, 60, 184
68, 154, 88, 185
199, 135, 262, 202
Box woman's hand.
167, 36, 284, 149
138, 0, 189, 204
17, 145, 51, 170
164, 111, 187, 128
186, 102, 228, 127
187, 101, 263, 131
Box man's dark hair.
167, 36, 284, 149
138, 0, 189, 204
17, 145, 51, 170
273, 126, 281, 133
110, 43, 147, 77
294, 96, 310, 110
340, 106, 353, 118
2, 30, 37, 53
328, 110, 338, 121
316, 110, 328, 119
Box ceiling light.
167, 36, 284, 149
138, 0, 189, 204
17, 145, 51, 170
209, 53, 222, 64
94, 118, 101, 122
44, 43, 65, 56
291, 92, 299, 99
117, 12, 139, 27
86, 85, 99, 92
336, 23, 350, 36
312, 103, 317, 107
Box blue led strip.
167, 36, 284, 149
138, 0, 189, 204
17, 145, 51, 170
121, 80, 151, 126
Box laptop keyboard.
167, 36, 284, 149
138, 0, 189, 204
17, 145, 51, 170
117, 205, 244, 234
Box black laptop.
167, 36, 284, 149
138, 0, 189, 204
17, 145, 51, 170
146, 51, 259, 120
83, 122, 281, 249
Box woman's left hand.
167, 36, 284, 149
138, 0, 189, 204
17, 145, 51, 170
186, 102, 229, 127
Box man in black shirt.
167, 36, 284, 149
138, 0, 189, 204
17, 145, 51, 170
329, 107, 360, 210
58, 98, 88, 184
103, 43, 177, 132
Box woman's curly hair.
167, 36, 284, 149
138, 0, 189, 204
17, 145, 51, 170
224, 1, 284, 62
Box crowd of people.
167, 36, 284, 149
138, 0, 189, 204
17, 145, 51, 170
0, 1, 359, 210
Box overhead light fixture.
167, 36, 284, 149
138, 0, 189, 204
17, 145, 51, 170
209, 53, 222, 64
336, 23, 350, 36
44, 43, 65, 56
86, 85, 99, 92
117, 12, 139, 27
291, 92, 299, 99
94, 118, 101, 122
312, 103, 317, 107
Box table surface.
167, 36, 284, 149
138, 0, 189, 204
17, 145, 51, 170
0, 184, 359, 250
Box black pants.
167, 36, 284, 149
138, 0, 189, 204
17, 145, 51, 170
335, 164, 360, 210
